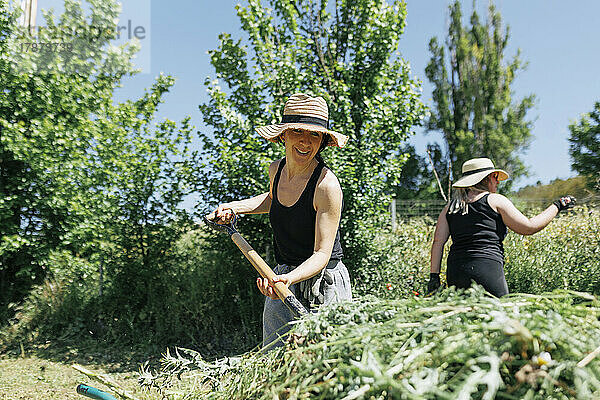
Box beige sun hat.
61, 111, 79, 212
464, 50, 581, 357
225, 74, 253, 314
255, 93, 349, 148
452, 158, 509, 188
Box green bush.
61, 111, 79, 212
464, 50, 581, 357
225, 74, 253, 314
352, 217, 435, 299
504, 208, 600, 294
0, 251, 99, 347
156, 228, 264, 356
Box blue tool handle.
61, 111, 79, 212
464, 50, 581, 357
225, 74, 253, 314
76, 384, 118, 400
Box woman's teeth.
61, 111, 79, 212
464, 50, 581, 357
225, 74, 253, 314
296, 148, 309, 155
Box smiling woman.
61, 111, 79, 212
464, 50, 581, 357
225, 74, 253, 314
209, 93, 352, 349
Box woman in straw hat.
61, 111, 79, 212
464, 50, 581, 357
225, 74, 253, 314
427, 157, 576, 297
211, 93, 352, 348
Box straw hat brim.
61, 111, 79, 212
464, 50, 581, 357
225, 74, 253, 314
452, 169, 509, 188
255, 123, 349, 148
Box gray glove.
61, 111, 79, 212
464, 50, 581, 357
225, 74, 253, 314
298, 268, 334, 305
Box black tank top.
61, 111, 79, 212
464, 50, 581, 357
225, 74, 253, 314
269, 158, 343, 266
446, 194, 507, 263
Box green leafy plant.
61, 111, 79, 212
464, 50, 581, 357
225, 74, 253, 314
144, 287, 600, 399
569, 101, 600, 190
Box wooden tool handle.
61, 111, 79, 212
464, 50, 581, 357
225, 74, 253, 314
231, 232, 308, 317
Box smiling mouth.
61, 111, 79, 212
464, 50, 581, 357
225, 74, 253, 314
295, 147, 310, 156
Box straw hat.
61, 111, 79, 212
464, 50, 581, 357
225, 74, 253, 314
255, 93, 349, 148
452, 158, 509, 188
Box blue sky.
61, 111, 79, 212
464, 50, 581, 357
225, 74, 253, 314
32, 0, 600, 189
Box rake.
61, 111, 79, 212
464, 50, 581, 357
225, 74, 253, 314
203, 212, 308, 318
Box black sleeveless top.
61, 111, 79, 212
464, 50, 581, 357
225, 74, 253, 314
269, 158, 344, 266
446, 194, 507, 263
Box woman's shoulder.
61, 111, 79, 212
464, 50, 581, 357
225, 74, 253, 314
487, 193, 509, 202
317, 166, 341, 191
268, 158, 285, 175
487, 193, 512, 212
314, 167, 342, 207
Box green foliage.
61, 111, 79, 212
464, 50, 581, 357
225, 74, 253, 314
0, 250, 99, 346
196, 0, 426, 278
1, 0, 200, 348
426, 1, 535, 189
513, 176, 597, 203
352, 217, 434, 298
393, 144, 446, 200
145, 228, 263, 355
146, 288, 600, 399
0, 0, 137, 318
504, 209, 600, 295
569, 101, 600, 190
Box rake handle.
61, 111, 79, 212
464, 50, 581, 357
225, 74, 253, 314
230, 232, 308, 317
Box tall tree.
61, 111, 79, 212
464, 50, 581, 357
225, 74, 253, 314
0, 0, 198, 327
0, 0, 136, 314
196, 0, 426, 281
425, 1, 535, 188
569, 101, 600, 190
393, 144, 445, 200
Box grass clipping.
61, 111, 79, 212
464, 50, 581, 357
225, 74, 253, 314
146, 286, 600, 399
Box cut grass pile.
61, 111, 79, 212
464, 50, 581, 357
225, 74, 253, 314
146, 286, 600, 399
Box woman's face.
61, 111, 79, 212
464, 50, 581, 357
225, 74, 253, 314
282, 128, 323, 165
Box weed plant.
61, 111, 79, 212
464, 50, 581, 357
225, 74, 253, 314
352, 216, 436, 299
145, 286, 600, 399
0, 250, 99, 347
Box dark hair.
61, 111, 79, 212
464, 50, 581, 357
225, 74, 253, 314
319, 134, 330, 151
315, 134, 330, 164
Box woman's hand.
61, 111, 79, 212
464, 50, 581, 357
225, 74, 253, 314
257, 274, 292, 299
427, 273, 441, 295
553, 195, 576, 212
207, 204, 235, 224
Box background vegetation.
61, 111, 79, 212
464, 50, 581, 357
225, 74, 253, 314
569, 101, 600, 191
1, 1, 599, 392
425, 1, 535, 192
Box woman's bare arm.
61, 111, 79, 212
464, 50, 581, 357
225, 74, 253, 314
489, 193, 558, 235
211, 161, 279, 221
430, 205, 450, 273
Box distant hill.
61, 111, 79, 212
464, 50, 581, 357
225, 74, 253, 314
513, 176, 597, 202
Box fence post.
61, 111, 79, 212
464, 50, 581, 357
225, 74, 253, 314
390, 198, 397, 231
